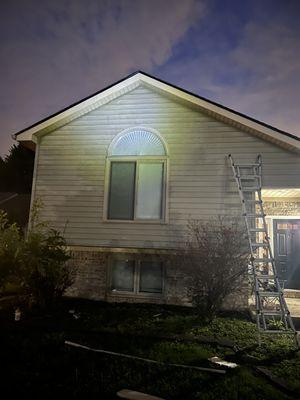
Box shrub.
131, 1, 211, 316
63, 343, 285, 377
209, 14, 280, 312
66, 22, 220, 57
0, 210, 22, 291
179, 217, 249, 320
20, 228, 72, 308
0, 202, 73, 308
19, 200, 72, 308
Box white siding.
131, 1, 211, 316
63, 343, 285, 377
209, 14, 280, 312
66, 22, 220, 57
34, 85, 300, 248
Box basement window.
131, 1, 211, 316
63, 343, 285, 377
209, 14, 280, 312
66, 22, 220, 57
106, 128, 167, 221
111, 258, 163, 295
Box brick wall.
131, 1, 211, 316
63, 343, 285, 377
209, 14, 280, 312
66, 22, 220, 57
65, 248, 248, 310
264, 199, 300, 216
66, 250, 108, 300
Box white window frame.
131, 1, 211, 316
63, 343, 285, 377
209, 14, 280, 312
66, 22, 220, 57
103, 128, 169, 223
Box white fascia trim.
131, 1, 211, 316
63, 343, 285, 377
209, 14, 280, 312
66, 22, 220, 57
139, 74, 300, 151
16, 74, 141, 142
17, 72, 300, 151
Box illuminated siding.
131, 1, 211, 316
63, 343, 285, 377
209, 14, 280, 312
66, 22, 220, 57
34, 85, 300, 248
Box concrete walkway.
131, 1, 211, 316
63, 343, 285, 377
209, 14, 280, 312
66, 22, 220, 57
286, 298, 300, 318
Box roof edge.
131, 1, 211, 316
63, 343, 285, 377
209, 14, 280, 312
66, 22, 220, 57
14, 70, 300, 148
13, 70, 143, 138
139, 71, 300, 143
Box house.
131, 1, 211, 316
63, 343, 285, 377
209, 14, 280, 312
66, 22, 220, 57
15, 71, 300, 307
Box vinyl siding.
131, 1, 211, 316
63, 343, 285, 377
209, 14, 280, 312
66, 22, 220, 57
34, 84, 300, 248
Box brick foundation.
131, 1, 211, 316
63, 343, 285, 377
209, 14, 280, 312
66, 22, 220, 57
65, 248, 248, 310
66, 250, 108, 300
264, 199, 300, 216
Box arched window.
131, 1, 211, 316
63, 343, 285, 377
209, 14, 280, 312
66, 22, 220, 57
106, 128, 167, 221
109, 129, 166, 156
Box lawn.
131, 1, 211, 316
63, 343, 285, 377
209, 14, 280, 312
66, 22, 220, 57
1, 297, 299, 399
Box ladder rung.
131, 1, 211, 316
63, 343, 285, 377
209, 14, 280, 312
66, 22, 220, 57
251, 243, 269, 248
258, 291, 282, 297
261, 311, 286, 316
239, 175, 260, 179
245, 213, 265, 218
235, 163, 260, 167
256, 274, 275, 280
249, 228, 265, 232
253, 258, 274, 263
241, 187, 261, 191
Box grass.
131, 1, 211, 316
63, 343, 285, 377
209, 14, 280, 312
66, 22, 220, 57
0, 297, 299, 399
268, 355, 300, 393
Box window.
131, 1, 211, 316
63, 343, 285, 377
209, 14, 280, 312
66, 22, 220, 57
111, 258, 163, 295
111, 259, 135, 292
139, 261, 163, 293
106, 129, 167, 221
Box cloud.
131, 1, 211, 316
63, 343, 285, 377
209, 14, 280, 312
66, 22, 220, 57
1, 1, 299, 157
159, 16, 300, 137
0, 0, 205, 156
216, 21, 300, 135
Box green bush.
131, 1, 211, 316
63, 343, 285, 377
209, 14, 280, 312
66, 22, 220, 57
20, 227, 72, 308
0, 210, 22, 290
0, 203, 72, 308
19, 200, 72, 307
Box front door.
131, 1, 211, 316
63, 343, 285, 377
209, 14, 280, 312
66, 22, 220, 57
273, 219, 300, 289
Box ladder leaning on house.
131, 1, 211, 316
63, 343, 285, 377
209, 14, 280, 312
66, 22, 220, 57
228, 154, 298, 346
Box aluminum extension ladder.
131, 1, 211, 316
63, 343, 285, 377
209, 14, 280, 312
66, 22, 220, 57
229, 154, 298, 345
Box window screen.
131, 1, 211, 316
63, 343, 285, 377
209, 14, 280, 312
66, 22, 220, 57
108, 162, 135, 220
139, 261, 163, 293
111, 260, 135, 292
136, 163, 163, 219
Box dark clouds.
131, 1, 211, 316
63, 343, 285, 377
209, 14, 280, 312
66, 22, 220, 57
0, 0, 299, 156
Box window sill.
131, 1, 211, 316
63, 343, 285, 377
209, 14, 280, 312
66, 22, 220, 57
109, 290, 163, 298
103, 218, 168, 225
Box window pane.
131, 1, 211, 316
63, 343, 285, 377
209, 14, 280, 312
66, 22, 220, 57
111, 260, 134, 292
111, 130, 166, 156
139, 261, 163, 293
108, 162, 135, 219
136, 163, 163, 219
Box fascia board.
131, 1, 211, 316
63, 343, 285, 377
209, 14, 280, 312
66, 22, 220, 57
138, 74, 300, 152
16, 71, 300, 152
16, 74, 141, 141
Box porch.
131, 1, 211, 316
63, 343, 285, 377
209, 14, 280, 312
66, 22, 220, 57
262, 188, 300, 316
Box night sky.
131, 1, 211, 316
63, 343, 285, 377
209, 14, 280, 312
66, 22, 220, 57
1, 0, 300, 156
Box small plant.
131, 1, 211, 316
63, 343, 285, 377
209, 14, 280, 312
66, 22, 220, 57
267, 317, 285, 331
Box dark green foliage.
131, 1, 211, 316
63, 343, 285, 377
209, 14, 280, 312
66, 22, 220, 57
0, 300, 296, 399
270, 355, 300, 392
146, 342, 214, 364
0, 143, 34, 193
0, 206, 72, 307
0, 193, 31, 227
0, 210, 22, 289
21, 227, 72, 308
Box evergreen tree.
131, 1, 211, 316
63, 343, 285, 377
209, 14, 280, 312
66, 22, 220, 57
0, 144, 34, 193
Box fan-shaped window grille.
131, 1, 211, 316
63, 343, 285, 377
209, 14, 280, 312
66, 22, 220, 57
110, 129, 166, 156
